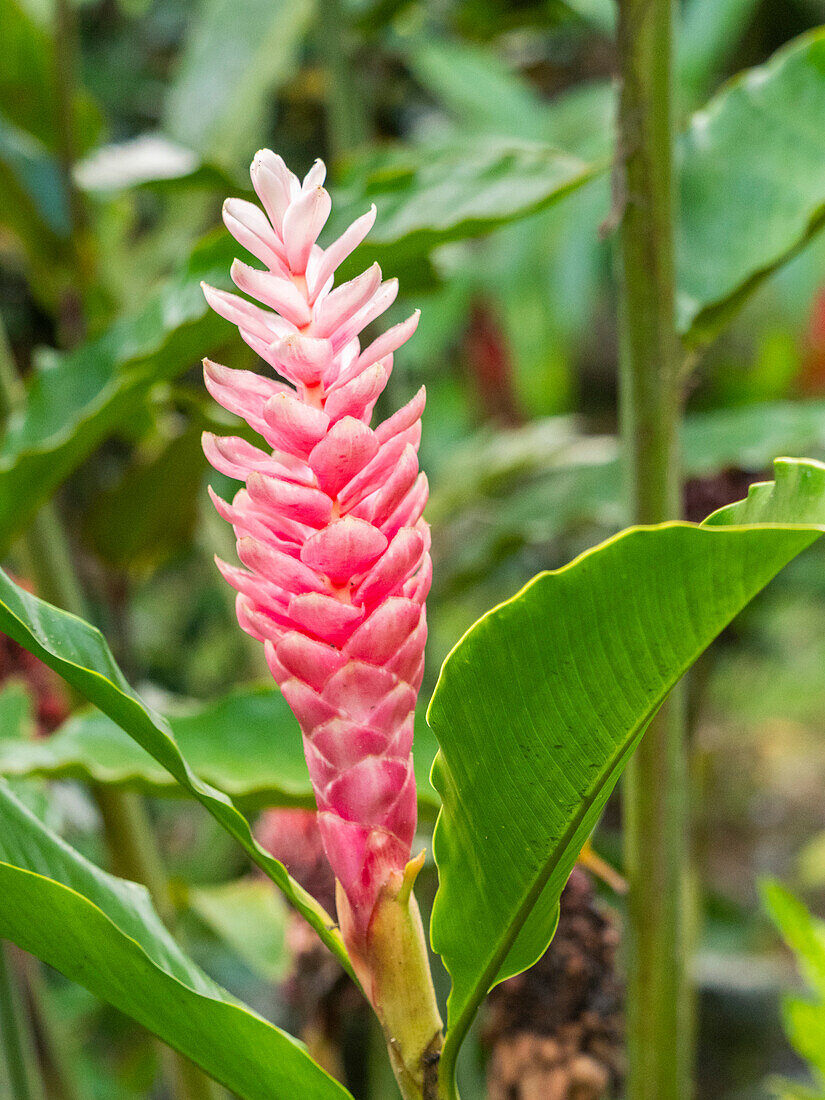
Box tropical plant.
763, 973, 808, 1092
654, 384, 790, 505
5, 1, 825, 1098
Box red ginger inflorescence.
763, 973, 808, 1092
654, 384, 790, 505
201, 151, 429, 940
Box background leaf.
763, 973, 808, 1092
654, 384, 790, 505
0, 780, 351, 1099
677, 29, 825, 340
188, 878, 288, 983
0, 684, 440, 815
0, 0, 100, 152
763, 881, 825, 1092
82, 424, 207, 572
163, 0, 314, 170
336, 139, 604, 277
428, 458, 825, 1080
351, 30, 825, 346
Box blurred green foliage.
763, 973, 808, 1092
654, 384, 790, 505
3, 0, 825, 1095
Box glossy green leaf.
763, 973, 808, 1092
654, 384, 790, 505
0, 232, 237, 554
0, 684, 440, 815
763, 881, 825, 1091
0, 780, 350, 1099
164, 0, 313, 170
189, 878, 288, 982
0, 567, 353, 975
428, 458, 825, 1081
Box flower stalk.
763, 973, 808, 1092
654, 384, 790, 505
202, 150, 441, 1095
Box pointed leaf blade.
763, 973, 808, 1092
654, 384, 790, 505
428, 458, 825, 1078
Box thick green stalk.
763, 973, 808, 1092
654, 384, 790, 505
53, 0, 88, 348
616, 0, 691, 1097
23, 955, 83, 1100
0, 944, 45, 1100
338, 858, 442, 1100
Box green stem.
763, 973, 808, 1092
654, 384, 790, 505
53, 0, 88, 349
616, 0, 691, 1097
24, 956, 84, 1100
0, 944, 45, 1100
337, 860, 442, 1100
93, 787, 175, 926
316, 0, 369, 161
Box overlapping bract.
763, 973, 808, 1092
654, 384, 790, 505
202, 151, 429, 932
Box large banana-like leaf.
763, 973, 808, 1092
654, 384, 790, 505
0, 780, 350, 1099
0, 567, 352, 975
428, 458, 825, 1087
0, 684, 440, 816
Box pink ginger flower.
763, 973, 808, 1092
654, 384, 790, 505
201, 150, 429, 941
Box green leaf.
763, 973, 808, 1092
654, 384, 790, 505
363, 30, 825, 345
0, 780, 351, 1099
0, 112, 74, 301
0, 567, 353, 976
0, 684, 440, 816
0, 112, 69, 235
428, 458, 825, 1081
0, 683, 34, 741
163, 0, 314, 170
189, 878, 288, 982
403, 38, 613, 160
677, 29, 825, 340
677, 0, 762, 105
337, 138, 605, 275
763, 881, 825, 1005
404, 38, 550, 142
782, 999, 825, 1082
0, 232, 237, 555
763, 881, 825, 1088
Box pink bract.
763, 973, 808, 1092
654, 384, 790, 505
202, 151, 429, 937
